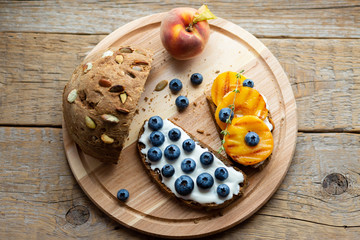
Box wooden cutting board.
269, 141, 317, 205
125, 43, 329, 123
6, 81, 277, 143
62, 12, 297, 238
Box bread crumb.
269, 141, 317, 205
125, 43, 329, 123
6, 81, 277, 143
164, 95, 168, 98
173, 117, 179, 121
135, 109, 139, 114
142, 108, 146, 112
193, 102, 197, 107
206, 133, 211, 136
144, 97, 148, 102
215, 70, 220, 74
197, 129, 204, 134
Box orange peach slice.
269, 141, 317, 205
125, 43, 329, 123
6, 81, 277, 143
215, 88, 268, 130
211, 71, 246, 106
224, 115, 273, 166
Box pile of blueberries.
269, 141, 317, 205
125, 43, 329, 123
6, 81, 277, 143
170, 73, 203, 110
147, 116, 232, 198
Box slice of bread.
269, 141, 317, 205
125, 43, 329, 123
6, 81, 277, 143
204, 87, 274, 169
63, 46, 153, 163
137, 118, 247, 210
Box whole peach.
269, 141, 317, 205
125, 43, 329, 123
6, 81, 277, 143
160, 7, 210, 60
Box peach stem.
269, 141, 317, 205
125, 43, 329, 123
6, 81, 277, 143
185, 23, 194, 32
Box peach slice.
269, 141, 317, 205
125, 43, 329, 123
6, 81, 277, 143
211, 71, 246, 106
224, 115, 273, 166
215, 87, 268, 130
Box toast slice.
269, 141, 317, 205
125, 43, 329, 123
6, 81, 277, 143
137, 118, 247, 210
204, 87, 274, 169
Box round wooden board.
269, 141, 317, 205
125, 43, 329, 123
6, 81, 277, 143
62, 13, 297, 238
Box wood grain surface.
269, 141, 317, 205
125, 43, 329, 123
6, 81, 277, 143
1, 0, 359, 239
1, 128, 359, 239
1, 0, 359, 38
1, 33, 359, 131
62, 14, 296, 238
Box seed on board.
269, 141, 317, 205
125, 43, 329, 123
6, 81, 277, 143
101, 114, 120, 123
135, 49, 146, 56
101, 134, 114, 144
102, 50, 114, 58
120, 92, 128, 104
133, 60, 149, 65
109, 85, 125, 93
115, 55, 124, 64
155, 80, 168, 91
85, 116, 96, 129
119, 47, 133, 53
67, 89, 77, 103
126, 71, 136, 78
83, 62, 92, 73
99, 78, 112, 87
116, 107, 130, 114
132, 66, 142, 71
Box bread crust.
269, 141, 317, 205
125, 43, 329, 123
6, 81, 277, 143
63, 46, 153, 163
137, 120, 247, 210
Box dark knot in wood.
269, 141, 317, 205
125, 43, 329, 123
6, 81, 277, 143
65, 205, 90, 225
322, 173, 348, 195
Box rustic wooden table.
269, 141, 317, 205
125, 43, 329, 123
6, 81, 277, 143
1, 1, 359, 239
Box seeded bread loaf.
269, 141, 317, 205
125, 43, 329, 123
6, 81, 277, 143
63, 46, 153, 163
137, 118, 247, 210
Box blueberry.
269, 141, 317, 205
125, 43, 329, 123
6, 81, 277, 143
162, 164, 175, 178
181, 158, 196, 173
219, 108, 234, 123
196, 173, 214, 189
168, 128, 181, 141
117, 189, 129, 201
169, 78, 183, 93
190, 73, 203, 85
217, 184, 230, 197
174, 175, 194, 196
245, 131, 260, 146
200, 152, 214, 165
148, 116, 163, 131
149, 131, 165, 147
147, 147, 162, 162
175, 96, 189, 110
164, 144, 181, 160
215, 167, 229, 180
182, 139, 195, 152
242, 79, 254, 88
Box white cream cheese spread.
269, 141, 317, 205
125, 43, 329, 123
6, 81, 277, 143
260, 93, 273, 131
139, 119, 245, 204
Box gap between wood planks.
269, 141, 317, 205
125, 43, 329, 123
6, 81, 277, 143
258, 213, 360, 228
270, 4, 360, 11
1, 124, 360, 135
2, 30, 360, 40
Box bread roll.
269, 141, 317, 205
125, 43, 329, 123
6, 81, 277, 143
63, 46, 153, 163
